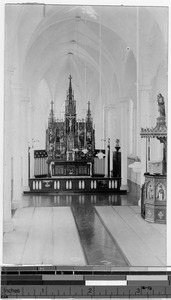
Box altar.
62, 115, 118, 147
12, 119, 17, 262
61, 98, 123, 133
45, 75, 95, 178
28, 76, 123, 193
50, 160, 92, 176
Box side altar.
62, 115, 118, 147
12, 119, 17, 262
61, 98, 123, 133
46, 75, 95, 177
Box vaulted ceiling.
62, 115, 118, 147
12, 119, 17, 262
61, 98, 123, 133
6, 5, 167, 119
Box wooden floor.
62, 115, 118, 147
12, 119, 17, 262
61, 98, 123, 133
95, 206, 166, 266
3, 207, 86, 265
3, 206, 166, 266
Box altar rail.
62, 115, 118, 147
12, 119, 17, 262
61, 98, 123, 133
28, 177, 122, 193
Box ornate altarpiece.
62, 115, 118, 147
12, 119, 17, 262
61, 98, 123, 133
46, 75, 95, 177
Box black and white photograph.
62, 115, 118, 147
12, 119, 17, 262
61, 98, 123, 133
2, 2, 169, 268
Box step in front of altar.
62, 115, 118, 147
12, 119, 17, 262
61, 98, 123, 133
26, 177, 125, 193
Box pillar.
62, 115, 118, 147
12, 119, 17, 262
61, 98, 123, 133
11, 83, 22, 209
128, 100, 134, 155
106, 105, 116, 177
3, 68, 14, 232
103, 106, 108, 177
138, 85, 151, 184
133, 105, 137, 155
120, 99, 128, 190
29, 104, 35, 179
103, 104, 106, 149
21, 96, 30, 191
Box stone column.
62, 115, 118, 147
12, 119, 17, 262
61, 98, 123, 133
29, 104, 35, 179
106, 105, 116, 177
128, 100, 134, 155
120, 99, 128, 190
21, 96, 30, 191
138, 85, 151, 184
133, 105, 137, 155
103, 104, 107, 149
11, 83, 22, 209
3, 68, 14, 232
103, 106, 108, 177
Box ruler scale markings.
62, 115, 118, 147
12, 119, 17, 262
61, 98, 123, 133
2, 269, 171, 298
104, 286, 117, 296
1, 284, 171, 298
166, 285, 171, 294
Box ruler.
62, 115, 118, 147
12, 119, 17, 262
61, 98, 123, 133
1, 267, 171, 298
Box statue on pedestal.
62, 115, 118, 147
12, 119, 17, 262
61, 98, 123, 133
157, 93, 165, 117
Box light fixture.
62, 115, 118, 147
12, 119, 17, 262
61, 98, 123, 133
126, 46, 130, 51
71, 40, 76, 44
67, 52, 73, 55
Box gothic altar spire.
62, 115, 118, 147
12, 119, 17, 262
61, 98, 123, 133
66, 75, 76, 116
87, 101, 91, 115
69, 75, 72, 96
86, 101, 92, 122
48, 100, 54, 124
50, 100, 54, 112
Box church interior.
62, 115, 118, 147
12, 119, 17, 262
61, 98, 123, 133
3, 4, 168, 266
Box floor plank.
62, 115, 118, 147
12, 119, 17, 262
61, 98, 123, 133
4, 205, 166, 267
150, 223, 166, 237
42, 208, 53, 265
53, 207, 86, 265
130, 206, 166, 237
3, 207, 86, 265
22, 207, 52, 264
95, 206, 164, 266
3, 207, 35, 264
113, 206, 166, 265
129, 206, 141, 214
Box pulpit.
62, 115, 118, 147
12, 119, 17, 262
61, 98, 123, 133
140, 93, 167, 224
142, 173, 166, 223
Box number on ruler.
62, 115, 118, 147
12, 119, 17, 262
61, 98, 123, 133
87, 288, 93, 295
136, 287, 141, 294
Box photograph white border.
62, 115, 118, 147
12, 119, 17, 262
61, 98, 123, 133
0, 0, 170, 268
